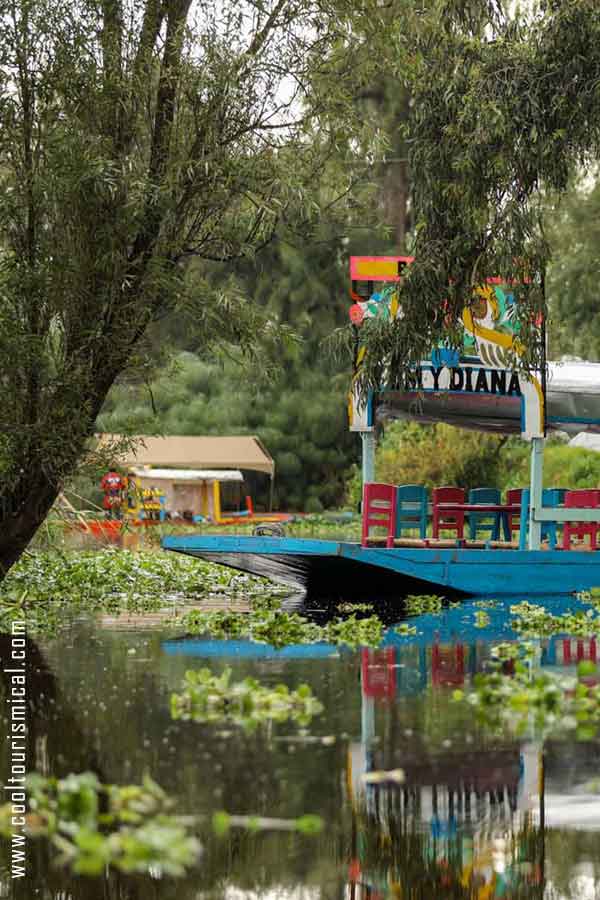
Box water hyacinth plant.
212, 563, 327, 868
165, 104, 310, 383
0, 771, 326, 878
0, 550, 287, 634
403, 594, 445, 615
454, 645, 600, 740
510, 600, 600, 639
179, 609, 385, 649
395, 623, 417, 636
0, 773, 201, 877
170, 667, 324, 730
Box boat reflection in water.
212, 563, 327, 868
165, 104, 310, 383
163, 604, 600, 900
349, 629, 600, 899
351, 643, 540, 899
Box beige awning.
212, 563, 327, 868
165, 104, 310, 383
97, 434, 275, 477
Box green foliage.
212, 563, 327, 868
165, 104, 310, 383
347, 421, 524, 505
527, 443, 600, 490
546, 174, 600, 360
182, 609, 320, 647
474, 610, 490, 628
0, 773, 201, 877
375, 422, 517, 492
337, 602, 374, 613
0, 0, 383, 571
180, 608, 385, 649
170, 667, 323, 731
0, 550, 287, 634
485, 437, 600, 493
456, 654, 600, 740
325, 614, 385, 648
403, 593, 444, 615
0, 770, 325, 878
395, 623, 417, 636
510, 600, 600, 639
353, 2, 600, 395
346, 421, 600, 505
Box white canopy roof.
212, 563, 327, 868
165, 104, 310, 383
131, 468, 243, 483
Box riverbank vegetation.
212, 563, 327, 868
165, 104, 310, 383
0, 549, 288, 634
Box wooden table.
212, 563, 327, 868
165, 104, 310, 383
436, 503, 521, 541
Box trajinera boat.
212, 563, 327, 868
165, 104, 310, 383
163, 256, 600, 600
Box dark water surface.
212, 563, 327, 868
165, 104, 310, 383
2, 596, 600, 898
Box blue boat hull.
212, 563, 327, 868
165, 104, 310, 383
162, 535, 600, 598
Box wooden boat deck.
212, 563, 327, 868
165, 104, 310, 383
162, 534, 600, 600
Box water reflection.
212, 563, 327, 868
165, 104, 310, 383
1, 597, 600, 897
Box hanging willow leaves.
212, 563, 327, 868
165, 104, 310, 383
353, 0, 600, 395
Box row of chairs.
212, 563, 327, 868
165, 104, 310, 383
362, 483, 600, 550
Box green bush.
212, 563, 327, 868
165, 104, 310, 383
345, 422, 600, 502
505, 442, 600, 491
347, 421, 524, 505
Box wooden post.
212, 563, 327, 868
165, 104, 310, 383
528, 437, 544, 550
212, 480, 221, 523
361, 431, 376, 488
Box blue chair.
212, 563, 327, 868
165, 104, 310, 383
468, 488, 501, 540
395, 485, 428, 538
519, 488, 566, 550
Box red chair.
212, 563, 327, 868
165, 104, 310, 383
431, 642, 465, 687
361, 648, 397, 700
563, 490, 600, 550
362, 483, 397, 548
432, 487, 465, 539
506, 488, 523, 536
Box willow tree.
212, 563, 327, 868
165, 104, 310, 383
356, 0, 600, 393
0, 0, 379, 576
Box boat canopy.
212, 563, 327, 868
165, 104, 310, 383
348, 256, 600, 438
131, 467, 243, 482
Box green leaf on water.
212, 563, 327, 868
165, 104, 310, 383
212, 811, 231, 837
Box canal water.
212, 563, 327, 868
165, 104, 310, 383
2, 596, 600, 898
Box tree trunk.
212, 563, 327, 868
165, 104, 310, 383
383, 157, 409, 252
0, 475, 63, 578
0, 374, 122, 582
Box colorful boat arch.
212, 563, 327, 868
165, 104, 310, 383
348, 256, 545, 441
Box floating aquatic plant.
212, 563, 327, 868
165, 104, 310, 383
510, 600, 600, 638
180, 608, 385, 649
403, 594, 444, 615
0, 773, 201, 877
170, 667, 323, 730
325, 615, 385, 648
0, 550, 286, 635
474, 610, 490, 628
395, 623, 418, 636
0, 770, 325, 878
337, 602, 374, 613
454, 654, 600, 740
